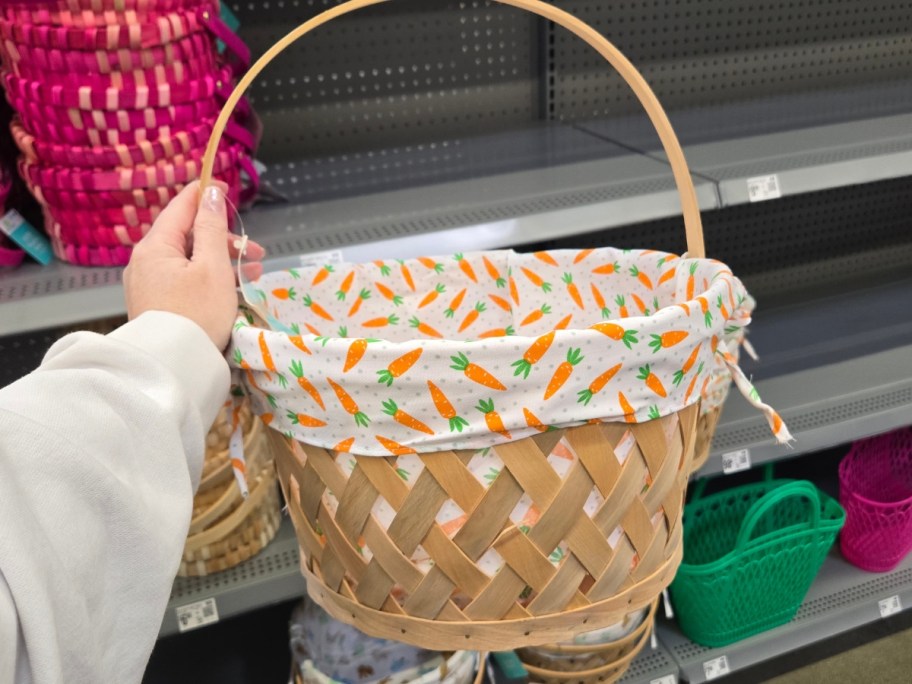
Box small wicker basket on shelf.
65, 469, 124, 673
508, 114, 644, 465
178, 402, 281, 577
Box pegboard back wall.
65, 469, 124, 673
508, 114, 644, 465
229, 1, 912, 162
518, 177, 912, 303
229, 0, 540, 160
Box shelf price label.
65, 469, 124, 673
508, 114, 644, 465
175, 597, 220, 633
703, 655, 730, 681
300, 249, 344, 269
879, 595, 902, 618
747, 174, 782, 202
650, 675, 678, 684
722, 449, 752, 474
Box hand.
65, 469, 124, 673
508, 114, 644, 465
124, 181, 265, 350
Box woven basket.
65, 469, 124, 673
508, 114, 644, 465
516, 599, 656, 683
690, 406, 722, 474
205, 0, 761, 651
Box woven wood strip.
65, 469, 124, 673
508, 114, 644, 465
691, 406, 722, 473
282, 404, 697, 650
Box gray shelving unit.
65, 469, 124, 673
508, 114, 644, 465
659, 550, 912, 683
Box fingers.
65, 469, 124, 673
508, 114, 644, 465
239, 262, 264, 283
191, 184, 230, 262
228, 236, 265, 261
140, 181, 201, 254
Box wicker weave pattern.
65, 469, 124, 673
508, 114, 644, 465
690, 406, 722, 474
274, 404, 697, 650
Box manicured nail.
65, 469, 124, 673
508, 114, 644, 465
204, 185, 225, 213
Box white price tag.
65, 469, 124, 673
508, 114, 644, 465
879, 595, 902, 618
650, 675, 677, 684
299, 249, 344, 268
722, 449, 752, 474
747, 174, 782, 202
703, 655, 730, 680
175, 598, 219, 633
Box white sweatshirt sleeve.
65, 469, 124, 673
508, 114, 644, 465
0, 311, 230, 684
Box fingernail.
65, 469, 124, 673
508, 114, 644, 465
204, 185, 225, 213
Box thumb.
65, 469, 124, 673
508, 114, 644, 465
192, 184, 230, 261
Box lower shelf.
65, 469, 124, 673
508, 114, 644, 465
617, 642, 680, 684
658, 548, 912, 682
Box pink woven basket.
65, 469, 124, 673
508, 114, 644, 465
839, 427, 912, 572
6, 51, 218, 87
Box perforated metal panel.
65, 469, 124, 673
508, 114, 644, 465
228, 0, 540, 161
550, 0, 912, 121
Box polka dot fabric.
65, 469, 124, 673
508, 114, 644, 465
231, 248, 758, 456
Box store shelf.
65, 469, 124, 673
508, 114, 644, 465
618, 642, 681, 684
161, 518, 305, 637
658, 549, 912, 683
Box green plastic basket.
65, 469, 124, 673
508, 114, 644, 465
670, 476, 845, 647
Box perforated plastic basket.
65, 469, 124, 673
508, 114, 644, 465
839, 428, 912, 572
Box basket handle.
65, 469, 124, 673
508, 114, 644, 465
199, 0, 706, 258
735, 481, 822, 550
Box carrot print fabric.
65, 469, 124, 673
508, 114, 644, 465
230, 248, 761, 456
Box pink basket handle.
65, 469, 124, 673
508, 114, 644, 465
200, 0, 706, 258
199, 6, 252, 75
735, 481, 822, 550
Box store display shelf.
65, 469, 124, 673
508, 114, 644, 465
161, 517, 305, 637
618, 642, 681, 684
658, 550, 912, 683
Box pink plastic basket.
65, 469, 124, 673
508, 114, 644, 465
839, 428, 912, 572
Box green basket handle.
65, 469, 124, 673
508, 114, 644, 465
735, 481, 822, 550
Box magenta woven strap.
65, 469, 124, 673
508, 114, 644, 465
198, 7, 251, 74
12, 115, 255, 167
0, 7, 212, 50
19, 145, 243, 191
46, 204, 163, 228
46, 213, 150, 248
53, 0, 212, 12
0, 4, 213, 28
1, 31, 215, 73
3, 65, 231, 111
51, 237, 134, 266
29, 168, 241, 209
0, 243, 25, 267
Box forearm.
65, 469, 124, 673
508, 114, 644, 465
0, 311, 229, 684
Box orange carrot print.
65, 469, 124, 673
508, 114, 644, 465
478, 326, 514, 338
618, 391, 637, 423
272, 287, 296, 300
523, 407, 550, 432
521, 266, 552, 293
375, 435, 416, 455
363, 314, 399, 328
488, 294, 512, 312
458, 301, 486, 333
377, 347, 423, 386
375, 281, 403, 306
476, 399, 511, 439
410, 316, 443, 338
335, 270, 355, 301
591, 283, 610, 318
673, 343, 702, 386
450, 352, 506, 390
398, 259, 416, 291
347, 288, 371, 317
544, 348, 583, 400
287, 324, 312, 355
631, 293, 648, 315
327, 378, 371, 427
649, 331, 689, 352
290, 360, 325, 409
592, 261, 620, 275
233, 349, 262, 391
686, 262, 698, 300
374, 260, 391, 276
304, 323, 322, 336
344, 338, 373, 373
286, 410, 327, 428
657, 267, 676, 286
383, 399, 434, 434
311, 265, 334, 286
629, 266, 653, 290
717, 295, 729, 319
637, 364, 667, 398
574, 248, 595, 264
427, 380, 469, 432
684, 362, 704, 403
577, 363, 622, 405
562, 273, 584, 309
512, 331, 555, 379
417, 256, 445, 273
520, 304, 551, 327
615, 295, 629, 318
697, 296, 713, 327
553, 314, 573, 330
258, 331, 279, 383
590, 322, 639, 349
260, 414, 274, 426
444, 288, 467, 319
419, 283, 446, 308
302, 295, 334, 321
454, 253, 477, 283
533, 251, 559, 266
482, 256, 506, 287
333, 437, 355, 452
508, 268, 520, 305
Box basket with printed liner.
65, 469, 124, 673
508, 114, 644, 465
205, 0, 790, 651
178, 398, 282, 577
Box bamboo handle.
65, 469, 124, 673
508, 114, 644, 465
200, 0, 705, 258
